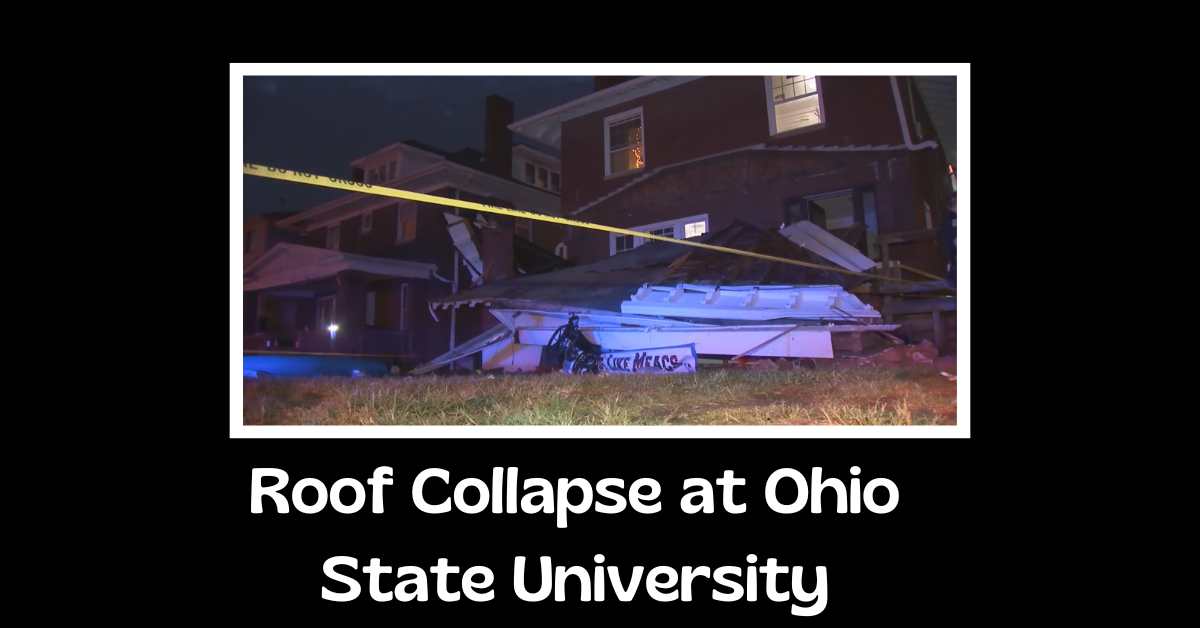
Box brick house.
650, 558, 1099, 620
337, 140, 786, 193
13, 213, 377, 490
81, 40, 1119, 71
509, 76, 955, 275
243, 95, 566, 366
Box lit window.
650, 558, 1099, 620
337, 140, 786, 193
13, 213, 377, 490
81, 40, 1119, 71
396, 205, 417, 243
767, 76, 823, 134
604, 108, 645, 177
361, 210, 373, 234
609, 214, 708, 256
326, 225, 340, 250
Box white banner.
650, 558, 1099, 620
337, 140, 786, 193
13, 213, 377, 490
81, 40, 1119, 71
566, 344, 698, 375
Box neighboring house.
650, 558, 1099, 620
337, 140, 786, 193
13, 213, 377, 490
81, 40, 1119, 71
244, 211, 299, 265
244, 95, 566, 365
509, 76, 956, 275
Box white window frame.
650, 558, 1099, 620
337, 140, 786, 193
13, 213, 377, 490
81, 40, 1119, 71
361, 209, 373, 234
603, 106, 646, 178
326, 224, 340, 250
609, 213, 709, 256
764, 76, 826, 137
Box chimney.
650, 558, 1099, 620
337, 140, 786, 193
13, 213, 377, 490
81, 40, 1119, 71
594, 77, 634, 92
484, 94, 513, 178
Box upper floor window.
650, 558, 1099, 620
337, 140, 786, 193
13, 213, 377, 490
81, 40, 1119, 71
326, 225, 340, 250
521, 159, 561, 193
604, 107, 645, 177
766, 76, 824, 135
387, 160, 397, 181
609, 213, 708, 256
361, 210, 373, 234
396, 206, 417, 244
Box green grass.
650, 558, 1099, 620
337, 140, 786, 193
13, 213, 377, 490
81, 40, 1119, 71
244, 366, 956, 426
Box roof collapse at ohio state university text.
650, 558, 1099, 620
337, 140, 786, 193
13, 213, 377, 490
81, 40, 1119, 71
250, 465, 901, 618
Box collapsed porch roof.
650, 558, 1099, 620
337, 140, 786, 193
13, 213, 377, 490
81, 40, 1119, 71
244, 243, 439, 292
429, 221, 867, 312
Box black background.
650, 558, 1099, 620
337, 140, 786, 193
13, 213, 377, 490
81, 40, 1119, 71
156, 55, 1019, 625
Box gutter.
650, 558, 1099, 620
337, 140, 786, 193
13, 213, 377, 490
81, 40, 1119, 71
889, 76, 939, 151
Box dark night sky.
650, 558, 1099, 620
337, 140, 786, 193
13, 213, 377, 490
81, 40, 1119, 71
242, 76, 594, 215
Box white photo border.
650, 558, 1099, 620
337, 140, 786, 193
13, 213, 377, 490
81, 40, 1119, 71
231, 62, 969, 438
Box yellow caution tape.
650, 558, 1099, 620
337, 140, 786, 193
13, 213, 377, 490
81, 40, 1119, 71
243, 163, 923, 284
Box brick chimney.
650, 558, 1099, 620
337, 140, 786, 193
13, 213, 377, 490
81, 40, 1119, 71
484, 95, 513, 178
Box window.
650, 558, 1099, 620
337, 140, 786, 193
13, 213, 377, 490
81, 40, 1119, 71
766, 76, 824, 135
550, 172, 560, 192
326, 225, 340, 250
365, 291, 376, 326
786, 189, 879, 258
525, 163, 536, 184
648, 226, 674, 238
609, 213, 708, 255
396, 206, 417, 243
614, 234, 636, 254
604, 107, 645, 177
361, 210, 373, 234
514, 219, 533, 242
388, 161, 397, 180
555, 242, 568, 259
683, 221, 707, 239
537, 167, 548, 188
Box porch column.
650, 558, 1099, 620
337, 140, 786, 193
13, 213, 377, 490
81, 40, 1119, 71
334, 270, 368, 353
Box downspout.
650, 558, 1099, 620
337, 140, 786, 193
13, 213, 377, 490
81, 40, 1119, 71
889, 76, 939, 151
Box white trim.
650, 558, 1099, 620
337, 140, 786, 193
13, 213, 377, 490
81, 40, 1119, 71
509, 77, 702, 148
609, 212, 709, 255
603, 106, 646, 178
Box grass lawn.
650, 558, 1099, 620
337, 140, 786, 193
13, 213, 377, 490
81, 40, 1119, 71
243, 365, 956, 426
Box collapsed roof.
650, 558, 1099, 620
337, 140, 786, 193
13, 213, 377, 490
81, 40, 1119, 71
430, 220, 868, 312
